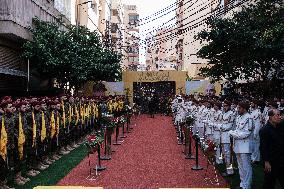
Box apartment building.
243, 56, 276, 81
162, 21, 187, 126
0, 0, 71, 94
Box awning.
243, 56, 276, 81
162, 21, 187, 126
0, 68, 27, 77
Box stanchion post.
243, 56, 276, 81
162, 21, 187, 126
96, 144, 106, 171
185, 125, 195, 159
101, 129, 111, 160
113, 124, 122, 145
191, 133, 203, 170
121, 122, 127, 138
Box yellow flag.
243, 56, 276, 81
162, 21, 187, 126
96, 105, 99, 118
68, 105, 72, 125
18, 112, 25, 160
92, 103, 95, 116
75, 105, 79, 125
107, 100, 113, 113
61, 101, 66, 128
118, 101, 124, 111
0, 116, 8, 161
50, 111, 56, 138
80, 105, 85, 124
41, 112, 46, 142
31, 112, 37, 147
56, 113, 60, 137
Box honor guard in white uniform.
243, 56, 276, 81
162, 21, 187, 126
198, 101, 210, 139
262, 102, 269, 125
211, 102, 223, 164
220, 100, 235, 176
171, 97, 179, 125
250, 100, 262, 163
195, 101, 204, 135
189, 100, 198, 134
204, 101, 214, 140
231, 100, 239, 129
229, 101, 253, 189
175, 97, 187, 143
184, 98, 192, 117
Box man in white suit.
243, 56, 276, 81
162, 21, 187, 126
211, 102, 223, 164
220, 100, 235, 176
250, 99, 262, 163
229, 101, 253, 189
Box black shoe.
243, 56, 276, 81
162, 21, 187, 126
251, 161, 260, 165
235, 187, 243, 189
221, 172, 233, 177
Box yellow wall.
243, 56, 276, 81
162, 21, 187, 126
123, 71, 187, 105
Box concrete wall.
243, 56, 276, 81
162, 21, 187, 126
122, 71, 187, 105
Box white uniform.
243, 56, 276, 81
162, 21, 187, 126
198, 106, 210, 138
220, 110, 235, 175
250, 108, 262, 162
195, 105, 204, 135
262, 106, 269, 125
229, 112, 253, 189
171, 98, 178, 125
175, 99, 187, 142
175, 101, 186, 124
189, 104, 198, 134
205, 108, 215, 139
211, 109, 223, 164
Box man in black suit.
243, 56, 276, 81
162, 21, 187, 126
259, 108, 284, 189
148, 94, 156, 118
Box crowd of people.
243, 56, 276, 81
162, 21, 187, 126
0, 95, 128, 189
1, 91, 283, 189
172, 95, 284, 189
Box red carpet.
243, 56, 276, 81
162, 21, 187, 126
58, 115, 228, 189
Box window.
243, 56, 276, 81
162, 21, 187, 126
112, 9, 118, 16
129, 15, 139, 25
179, 53, 183, 60
128, 56, 136, 62
111, 23, 118, 33
91, 1, 97, 14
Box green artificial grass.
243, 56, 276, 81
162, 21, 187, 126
8, 144, 88, 189
217, 162, 281, 189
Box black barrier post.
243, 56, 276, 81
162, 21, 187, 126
96, 144, 106, 171
191, 133, 203, 170
121, 123, 127, 138
126, 116, 131, 133
100, 129, 111, 160
113, 124, 122, 145
129, 113, 133, 130
185, 126, 195, 159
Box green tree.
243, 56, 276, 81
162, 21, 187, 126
195, 0, 284, 82
22, 17, 122, 92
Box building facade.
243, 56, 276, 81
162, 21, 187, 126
72, 0, 101, 32
0, 0, 71, 94
146, 28, 177, 71
175, 0, 248, 79
123, 5, 140, 71
110, 0, 125, 56
175, 0, 216, 79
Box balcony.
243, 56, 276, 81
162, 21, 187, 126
0, 0, 70, 41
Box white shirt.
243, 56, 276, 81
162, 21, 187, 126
229, 112, 253, 153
